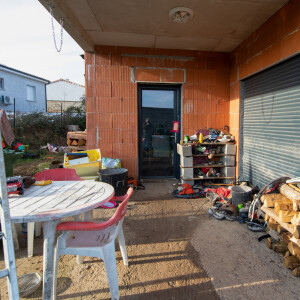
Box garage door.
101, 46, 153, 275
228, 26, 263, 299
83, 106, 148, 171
241, 54, 300, 188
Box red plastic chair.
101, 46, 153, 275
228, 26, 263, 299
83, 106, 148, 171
35, 168, 83, 181
27, 169, 83, 257
53, 187, 133, 300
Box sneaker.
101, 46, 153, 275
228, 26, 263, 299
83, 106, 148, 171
208, 208, 226, 220
225, 214, 237, 221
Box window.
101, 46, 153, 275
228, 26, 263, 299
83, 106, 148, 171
0, 78, 4, 90
27, 85, 36, 101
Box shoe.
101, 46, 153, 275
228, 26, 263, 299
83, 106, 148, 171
208, 208, 226, 220
225, 214, 237, 221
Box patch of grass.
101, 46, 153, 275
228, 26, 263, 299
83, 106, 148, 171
13, 152, 64, 177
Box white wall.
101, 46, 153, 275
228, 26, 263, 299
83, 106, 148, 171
47, 80, 85, 102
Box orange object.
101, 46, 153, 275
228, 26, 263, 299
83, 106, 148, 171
178, 184, 195, 195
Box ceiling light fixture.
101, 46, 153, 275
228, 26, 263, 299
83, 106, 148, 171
169, 7, 194, 23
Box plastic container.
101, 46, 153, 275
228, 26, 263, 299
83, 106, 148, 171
64, 149, 101, 177
98, 168, 128, 196
231, 185, 252, 206
3, 150, 21, 177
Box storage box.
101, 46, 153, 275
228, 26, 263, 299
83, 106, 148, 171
224, 167, 236, 177
220, 156, 236, 166
177, 144, 192, 156
224, 144, 236, 155
180, 156, 193, 167
180, 167, 194, 179
64, 149, 101, 177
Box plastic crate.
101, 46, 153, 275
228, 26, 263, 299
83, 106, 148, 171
64, 149, 101, 177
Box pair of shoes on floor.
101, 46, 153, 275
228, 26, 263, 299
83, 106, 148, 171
208, 207, 236, 221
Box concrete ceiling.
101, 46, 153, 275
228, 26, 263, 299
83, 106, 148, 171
39, 0, 289, 53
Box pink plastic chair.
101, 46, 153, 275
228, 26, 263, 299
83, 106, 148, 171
35, 168, 83, 181
26, 169, 83, 257
53, 187, 133, 300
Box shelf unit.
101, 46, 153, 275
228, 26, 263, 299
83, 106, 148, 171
177, 142, 236, 186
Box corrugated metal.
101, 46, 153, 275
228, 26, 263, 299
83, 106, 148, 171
241, 55, 300, 188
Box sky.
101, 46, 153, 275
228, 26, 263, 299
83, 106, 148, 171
0, 0, 85, 85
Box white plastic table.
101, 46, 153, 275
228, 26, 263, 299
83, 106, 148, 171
8, 180, 115, 300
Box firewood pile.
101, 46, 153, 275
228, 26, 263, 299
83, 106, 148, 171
261, 183, 300, 276
66, 131, 86, 151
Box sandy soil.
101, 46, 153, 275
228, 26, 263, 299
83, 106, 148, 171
0, 181, 299, 299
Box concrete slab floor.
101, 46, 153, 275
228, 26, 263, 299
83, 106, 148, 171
0, 181, 298, 299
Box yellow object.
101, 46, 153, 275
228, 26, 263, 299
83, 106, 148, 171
33, 180, 52, 186
63, 149, 101, 177
199, 133, 203, 143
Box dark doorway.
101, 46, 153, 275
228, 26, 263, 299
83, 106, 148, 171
138, 85, 181, 179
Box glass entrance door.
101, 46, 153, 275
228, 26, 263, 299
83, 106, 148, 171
138, 85, 181, 178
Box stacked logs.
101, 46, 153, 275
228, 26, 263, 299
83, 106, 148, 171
262, 183, 300, 276
67, 131, 86, 151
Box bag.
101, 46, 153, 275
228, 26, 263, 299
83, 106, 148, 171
102, 157, 121, 169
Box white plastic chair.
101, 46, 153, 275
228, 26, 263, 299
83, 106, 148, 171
53, 187, 133, 300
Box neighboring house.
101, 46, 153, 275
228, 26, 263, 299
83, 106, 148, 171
0, 64, 49, 113
39, 0, 300, 185
46, 79, 85, 112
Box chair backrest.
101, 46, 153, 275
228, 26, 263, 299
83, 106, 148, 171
57, 187, 134, 231
110, 187, 133, 224
35, 169, 83, 181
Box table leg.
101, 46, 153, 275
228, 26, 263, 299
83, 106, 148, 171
42, 220, 59, 300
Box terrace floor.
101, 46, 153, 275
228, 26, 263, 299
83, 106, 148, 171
1, 181, 299, 299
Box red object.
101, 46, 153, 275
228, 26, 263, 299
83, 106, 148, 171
201, 168, 211, 174
171, 121, 180, 133
57, 187, 133, 231
7, 177, 23, 195
2, 140, 5, 148
178, 184, 196, 195
13, 142, 23, 151
35, 169, 84, 181
205, 187, 231, 198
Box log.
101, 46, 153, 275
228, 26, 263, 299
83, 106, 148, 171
272, 243, 288, 253
283, 255, 300, 269
262, 193, 289, 207
261, 207, 299, 237
67, 138, 72, 146
284, 251, 290, 259
279, 184, 300, 201
279, 184, 300, 211
77, 139, 86, 146
291, 213, 300, 226
274, 199, 293, 214
71, 140, 78, 146
267, 237, 277, 249
265, 214, 270, 221
67, 131, 87, 140
288, 183, 300, 194
288, 242, 300, 260
277, 225, 288, 235
282, 232, 292, 246
278, 210, 296, 223
267, 218, 279, 230
292, 267, 300, 277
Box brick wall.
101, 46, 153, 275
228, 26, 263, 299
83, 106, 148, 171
230, 0, 300, 174
85, 47, 230, 177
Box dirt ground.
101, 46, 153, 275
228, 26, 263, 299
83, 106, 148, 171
0, 181, 299, 299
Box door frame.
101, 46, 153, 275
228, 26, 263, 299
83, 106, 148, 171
138, 84, 182, 179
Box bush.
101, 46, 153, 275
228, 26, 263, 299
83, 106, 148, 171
12, 108, 86, 149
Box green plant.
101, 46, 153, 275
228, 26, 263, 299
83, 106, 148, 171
12, 109, 86, 149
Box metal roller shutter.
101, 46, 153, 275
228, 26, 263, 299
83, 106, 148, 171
241, 54, 300, 188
